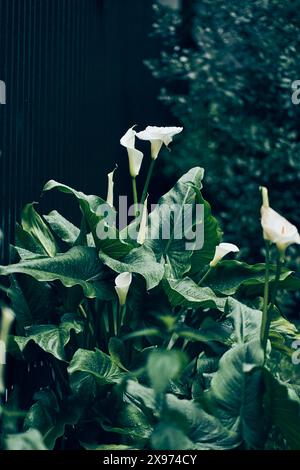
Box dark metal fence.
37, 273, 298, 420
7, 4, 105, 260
0, 0, 170, 261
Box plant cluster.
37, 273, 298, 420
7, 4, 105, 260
0, 127, 300, 450
147, 0, 300, 265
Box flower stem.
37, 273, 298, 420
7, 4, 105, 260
269, 255, 283, 314
261, 254, 282, 355
79, 303, 95, 347
166, 333, 179, 350
131, 177, 138, 216
117, 304, 126, 335
141, 159, 156, 206
197, 266, 213, 286
261, 242, 270, 351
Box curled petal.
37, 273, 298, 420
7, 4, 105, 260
114, 272, 132, 306
136, 126, 183, 159
120, 127, 144, 177
210, 242, 239, 267
261, 206, 300, 253
137, 196, 148, 245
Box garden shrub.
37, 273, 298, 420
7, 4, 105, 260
0, 126, 300, 450
147, 0, 300, 264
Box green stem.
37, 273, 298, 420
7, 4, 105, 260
131, 177, 138, 216
197, 266, 213, 286
79, 303, 95, 347
262, 254, 282, 355
141, 159, 156, 206
113, 303, 118, 336
118, 304, 126, 334
166, 333, 179, 350
270, 255, 283, 309
261, 242, 270, 351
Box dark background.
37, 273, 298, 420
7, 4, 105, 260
0, 0, 174, 261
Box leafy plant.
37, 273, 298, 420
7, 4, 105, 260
0, 126, 300, 450
147, 0, 300, 268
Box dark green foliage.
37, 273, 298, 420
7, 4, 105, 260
0, 167, 300, 450
148, 0, 300, 261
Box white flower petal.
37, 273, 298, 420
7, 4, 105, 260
120, 127, 136, 149
261, 206, 300, 252
136, 126, 183, 159
127, 148, 144, 177
106, 169, 116, 207
120, 127, 144, 177
210, 242, 239, 267
137, 196, 148, 245
114, 272, 132, 306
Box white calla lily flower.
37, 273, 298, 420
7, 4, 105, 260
106, 167, 117, 207
137, 196, 148, 245
210, 242, 239, 267
136, 126, 183, 159
260, 186, 300, 255
120, 127, 143, 177
114, 272, 132, 306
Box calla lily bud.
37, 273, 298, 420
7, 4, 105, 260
260, 187, 300, 257
106, 167, 117, 207
210, 242, 239, 267
114, 272, 132, 306
137, 196, 148, 245
0, 307, 15, 394
260, 186, 269, 208
136, 126, 183, 160
120, 127, 143, 177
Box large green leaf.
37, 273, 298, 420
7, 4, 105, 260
175, 319, 232, 346
7, 275, 55, 329
264, 369, 300, 450
43, 180, 132, 258
44, 210, 96, 248
5, 429, 47, 450
99, 246, 164, 290
189, 189, 222, 277
21, 203, 57, 257
205, 340, 266, 449
203, 260, 300, 296
145, 167, 204, 278
225, 298, 262, 345
68, 348, 124, 387
43, 180, 106, 234
24, 391, 80, 449
125, 381, 239, 450
0, 246, 108, 299
269, 310, 300, 356
163, 276, 227, 311
9, 319, 83, 361
44, 210, 79, 244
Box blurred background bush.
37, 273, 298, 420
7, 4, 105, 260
148, 0, 300, 267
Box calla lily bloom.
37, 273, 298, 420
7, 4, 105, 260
137, 196, 148, 245
114, 272, 132, 306
210, 242, 239, 267
120, 127, 143, 177
136, 126, 183, 160
106, 167, 117, 207
260, 186, 300, 255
